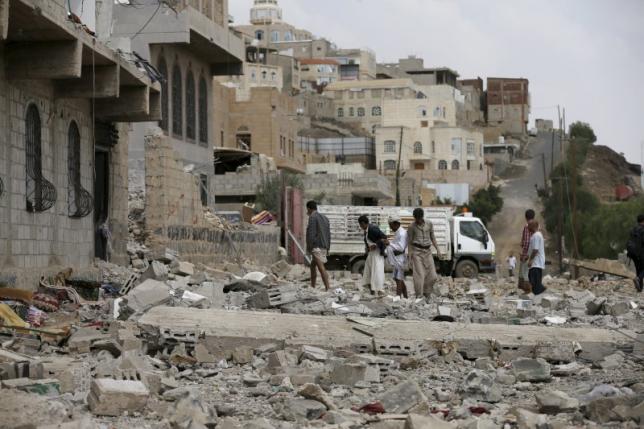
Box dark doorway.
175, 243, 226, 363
94, 149, 110, 260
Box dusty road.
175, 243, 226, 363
487, 131, 563, 273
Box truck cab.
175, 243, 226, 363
451, 213, 496, 277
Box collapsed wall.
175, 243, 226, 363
143, 136, 280, 266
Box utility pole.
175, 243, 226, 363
570, 137, 580, 279
541, 153, 548, 193
395, 126, 404, 206
550, 129, 555, 173
557, 108, 564, 274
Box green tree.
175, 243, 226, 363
459, 185, 504, 225
255, 172, 303, 213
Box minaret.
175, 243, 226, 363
250, 0, 283, 25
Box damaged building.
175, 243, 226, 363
0, 0, 160, 286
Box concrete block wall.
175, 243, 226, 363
0, 46, 99, 288
109, 123, 131, 266
145, 136, 280, 266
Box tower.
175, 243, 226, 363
250, 0, 283, 25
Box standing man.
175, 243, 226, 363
527, 219, 546, 295
306, 201, 331, 291
519, 209, 536, 294
507, 253, 517, 278
386, 214, 408, 298
407, 208, 442, 299
626, 214, 644, 292
358, 215, 387, 295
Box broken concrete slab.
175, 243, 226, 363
298, 383, 337, 410
535, 390, 579, 414
277, 398, 327, 421
174, 261, 195, 276
379, 380, 427, 414
67, 328, 110, 354
1, 378, 60, 396
459, 370, 502, 403
87, 378, 149, 416
121, 279, 172, 316
0, 389, 71, 429
511, 358, 551, 382
330, 362, 369, 386
138, 308, 633, 363
405, 414, 456, 429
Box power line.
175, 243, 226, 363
132, 1, 163, 40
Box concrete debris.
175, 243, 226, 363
0, 253, 641, 428
87, 378, 149, 416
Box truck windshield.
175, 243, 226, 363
460, 221, 486, 242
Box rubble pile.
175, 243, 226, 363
0, 254, 642, 428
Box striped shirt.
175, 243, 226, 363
521, 224, 533, 259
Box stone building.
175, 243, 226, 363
216, 62, 283, 101
223, 86, 304, 173
0, 0, 160, 286
486, 77, 530, 135
457, 78, 486, 126
110, 0, 244, 194
378, 56, 459, 87
299, 58, 340, 92
323, 79, 421, 135
327, 48, 377, 81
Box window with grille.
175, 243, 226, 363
357, 107, 365, 117
438, 160, 448, 170
384, 140, 396, 153
172, 63, 183, 137
337, 108, 344, 118
372, 106, 381, 116
467, 142, 476, 157
414, 142, 423, 154
349, 107, 354, 117
25, 104, 56, 212
0, 176, 4, 200
199, 76, 208, 145
186, 71, 196, 140
158, 58, 169, 132
67, 121, 92, 218
452, 160, 460, 170
383, 160, 396, 170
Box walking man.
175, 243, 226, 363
407, 208, 442, 299
386, 214, 408, 298
507, 253, 517, 277
306, 201, 331, 291
358, 215, 387, 295
519, 209, 536, 293
626, 214, 644, 292
527, 219, 546, 295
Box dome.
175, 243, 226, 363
251, 0, 282, 25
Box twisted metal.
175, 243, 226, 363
25, 104, 57, 212
68, 185, 93, 218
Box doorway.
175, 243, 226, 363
94, 149, 109, 260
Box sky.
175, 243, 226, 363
229, 0, 644, 164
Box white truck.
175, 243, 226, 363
318, 205, 496, 278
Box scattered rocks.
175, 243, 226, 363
535, 390, 580, 413
511, 358, 551, 382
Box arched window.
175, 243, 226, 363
438, 160, 448, 170
185, 70, 196, 140
337, 108, 344, 118
199, 76, 208, 145
349, 107, 355, 117
433, 107, 441, 118
67, 121, 92, 218
271, 31, 280, 42
431, 141, 436, 154
452, 160, 460, 170
25, 104, 56, 212
255, 30, 264, 40
417, 106, 427, 117
261, 70, 267, 80
271, 72, 276, 81
372, 106, 381, 116
384, 140, 396, 153
172, 63, 183, 137
157, 57, 169, 132
384, 160, 396, 170
413, 142, 423, 154
284, 31, 293, 41
357, 107, 365, 117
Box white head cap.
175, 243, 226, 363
388, 214, 401, 223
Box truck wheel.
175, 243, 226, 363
351, 259, 366, 275
455, 260, 479, 278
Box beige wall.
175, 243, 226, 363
216, 62, 283, 102
300, 62, 339, 90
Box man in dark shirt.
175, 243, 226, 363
627, 214, 644, 293
306, 201, 331, 290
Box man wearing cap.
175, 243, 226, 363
386, 214, 408, 298
407, 208, 442, 299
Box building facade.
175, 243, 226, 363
110, 0, 244, 193
486, 77, 530, 135
0, 0, 159, 285
324, 79, 421, 135
378, 56, 459, 87
299, 58, 340, 92
216, 62, 283, 101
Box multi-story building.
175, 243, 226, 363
378, 56, 459, 87
216, 62, 283, 101
0, 0, 160, 283
299, 58, 340, 92
235, 0, 313, 50
223, 86, 304, 173
457, 78, 486, 126
324, 79, 421, 135
327, 48, 377, 81
486, 77, 530, 135
110, 0, 245, 195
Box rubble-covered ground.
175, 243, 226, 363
0, 250, 642, 429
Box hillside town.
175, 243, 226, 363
0, 0, 642, 428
